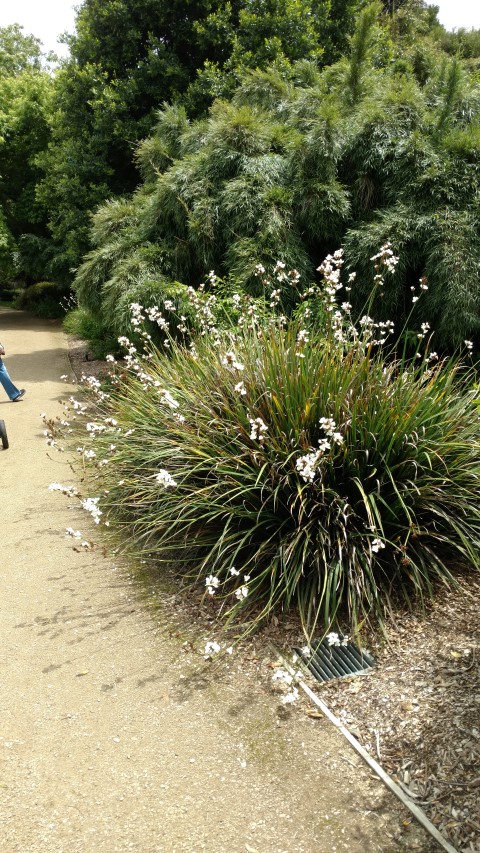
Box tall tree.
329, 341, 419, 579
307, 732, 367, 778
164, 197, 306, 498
37, 0, 363, 284
0, 27, 53, 285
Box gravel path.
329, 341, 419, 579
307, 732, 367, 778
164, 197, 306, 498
0, 309, 435, 852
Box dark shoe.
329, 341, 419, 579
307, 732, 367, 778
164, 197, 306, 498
12, 389, 26, 401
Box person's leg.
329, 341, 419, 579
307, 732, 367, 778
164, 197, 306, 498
0, 358, 22, 400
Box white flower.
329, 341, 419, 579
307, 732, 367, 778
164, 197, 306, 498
327, 632, 341, 646
158, 388, 180, 409
230, 567, 240, 576
204, 640, 221, 657
222, 351, 245, 372
48, 483, 77, 497
155, 469, 177, 488
65, 528, 82, 539
205, 574, 220, 595
81, 497, 102, 524
272, 669, 293, 685
464, 340, 473, 351
84, 449, 96, 460
86, 422, 106, 434
234, 381, 247, 396
248, 415, 268, 442
371, 538, 385, 553
319, 417, 337, 435
281, 688, 299, 705
234, 585, 249, 600
296, 450, 322, 483
370, 243, 399, 275
297, 329, 309, 345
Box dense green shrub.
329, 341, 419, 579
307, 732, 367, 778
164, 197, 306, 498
77, 268, 480, 636
62, 307, 119, 359
73, 6, 480, 352
14, 281, 69, 318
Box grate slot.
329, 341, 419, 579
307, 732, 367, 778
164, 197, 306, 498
294, 637, 375, 683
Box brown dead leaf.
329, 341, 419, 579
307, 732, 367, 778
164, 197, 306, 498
306, 709, 323, 719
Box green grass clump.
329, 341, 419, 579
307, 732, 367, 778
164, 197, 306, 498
83, 321, 480, 636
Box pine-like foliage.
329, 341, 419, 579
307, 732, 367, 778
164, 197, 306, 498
74, 5, 480, 350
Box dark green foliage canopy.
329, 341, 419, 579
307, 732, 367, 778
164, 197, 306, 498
0, 27, 53, 284
74, 4, 480, 349
32, 0, 363, 283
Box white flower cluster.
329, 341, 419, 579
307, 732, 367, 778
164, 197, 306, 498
296, 418, 344, 483
370, 242, 399, 277
205, 574, 220, 595
205, 569, 250, 599
296, 328, 309, 351
155, 469, 177, 488
272, 668, 300, 705
296, 450, 323, 483
86, 421, 107, 435
234, 584, 249, 601
65, 527, 82, 539
118, 335, 137, 356
248, 415, 268, 442
317, 249, 344, 311
410, 277, 429, 304
157, 388, 180, 409
81, 496, 102, 524
252, 261, 301, 317
68, 396, 88, 415
186, 285, 218, 340
48, 483, 78, 497
418, 322, 431, 339
80, 374, 103, 395
371, 537, 385, 553
203, 640, 233, 659
326, 632, 349, 647
221, 351, 245, 372
359, 316, 395, 346
234, 381, 247, 396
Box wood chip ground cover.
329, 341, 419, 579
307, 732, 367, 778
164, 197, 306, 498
317, 577, 480, 853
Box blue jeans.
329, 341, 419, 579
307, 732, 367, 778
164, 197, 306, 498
0, 358, 21, 400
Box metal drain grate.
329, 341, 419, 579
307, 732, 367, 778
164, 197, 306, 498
294, 636, 375, 683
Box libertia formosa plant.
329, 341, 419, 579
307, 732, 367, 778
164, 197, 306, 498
68, 248, 480, 639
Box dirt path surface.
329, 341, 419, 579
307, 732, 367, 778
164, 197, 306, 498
0, 309, 436, 853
